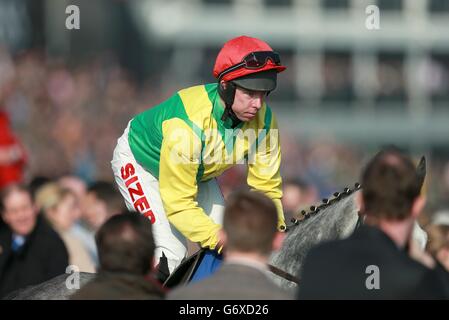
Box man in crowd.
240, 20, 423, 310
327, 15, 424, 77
71, 211, 165, 300
0, 184, 68, 298
168, 190, 292, 300
72, 181, 126, 265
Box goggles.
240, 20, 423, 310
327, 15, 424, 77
218, 51, 281, 80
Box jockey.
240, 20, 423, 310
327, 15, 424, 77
111, 35, 287, 282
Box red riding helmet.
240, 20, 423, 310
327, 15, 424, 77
213, 35, 286, 91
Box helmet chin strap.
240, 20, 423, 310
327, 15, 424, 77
218, 81, 241, 128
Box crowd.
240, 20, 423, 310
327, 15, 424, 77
0, 176, 126, 297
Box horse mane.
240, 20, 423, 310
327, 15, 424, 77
284, 183, 362, 232
269, 184, 362, 291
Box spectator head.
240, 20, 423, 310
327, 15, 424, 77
84, 181, 125, 230
29, 176, 52, 203
282, 177, 318, 220
58, 175, 87, 203
0, 184, 37, 236
221, 190, 283, 257
36, 182, 81, 231
425, 224, 449, 271
96, 211, 155, 275
360, 148, 424, 222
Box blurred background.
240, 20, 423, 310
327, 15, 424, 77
1, 0, 449, 223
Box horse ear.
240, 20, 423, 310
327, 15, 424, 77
416, 156, 426, 190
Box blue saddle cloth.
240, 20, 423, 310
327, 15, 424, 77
190, 249, 223, 283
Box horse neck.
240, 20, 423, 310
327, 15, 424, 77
269, 191, 360, 283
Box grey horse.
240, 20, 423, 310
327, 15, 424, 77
5, 158, 427, 299
268, 157, 427, 293
268, 186, 362, 292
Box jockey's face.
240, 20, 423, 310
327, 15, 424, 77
231, 86, 267, 122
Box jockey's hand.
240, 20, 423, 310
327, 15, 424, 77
278, 223, 287, 232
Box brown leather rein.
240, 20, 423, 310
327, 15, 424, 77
267, 264, 300, 285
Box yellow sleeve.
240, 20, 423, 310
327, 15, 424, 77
159, 119, 221, 249
247, 112, 286, 230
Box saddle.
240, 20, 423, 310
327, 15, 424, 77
162, 249, 206, 289
161, 248, 301, 287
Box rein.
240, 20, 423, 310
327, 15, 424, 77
267, 264, 300, 285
